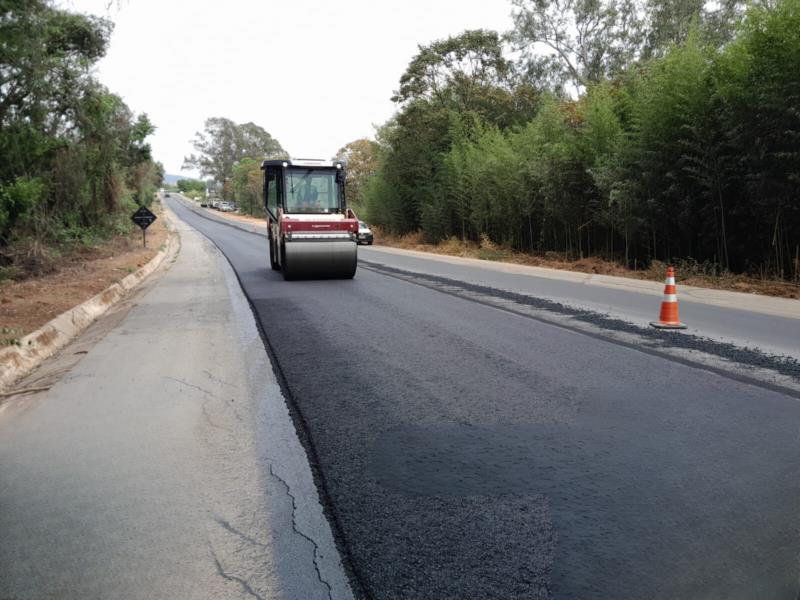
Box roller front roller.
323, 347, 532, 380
282, 239, 357, 280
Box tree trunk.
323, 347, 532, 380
718, 190, 729, 271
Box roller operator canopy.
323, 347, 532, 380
261, 158, 345, 170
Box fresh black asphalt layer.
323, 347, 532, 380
360, 261, 800, 384
169, 199, 800, 600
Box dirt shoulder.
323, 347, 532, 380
189, 201, 800, 300
0, 202, 169, 344
373, 231, 800, 300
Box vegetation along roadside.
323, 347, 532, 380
1, 1, 165, 341
359, 0, 800, 288
178, 0, 799, 294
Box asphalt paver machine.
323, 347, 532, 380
262, 158, 359, 280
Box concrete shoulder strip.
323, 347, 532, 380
0, 210, 180, 391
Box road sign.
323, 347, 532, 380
131, 206, 157, 248
131, 205, 157, 230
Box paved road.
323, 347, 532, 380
0, 215, 352, 599
176, 195, 800, 360
169, 197, 800, 599
359, 247, 800, 360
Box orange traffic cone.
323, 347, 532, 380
650, 266, 687, 329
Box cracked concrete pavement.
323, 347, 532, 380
0, 207, 353, 599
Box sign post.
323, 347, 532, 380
131, 206, 157, 248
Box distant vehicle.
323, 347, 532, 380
357, 221, 373, 245
219, 202, 234, 212
164, 192, 171, 197
211, 200, 220, 209
200, 200, 209, 207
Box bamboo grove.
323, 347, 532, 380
364, 0, 800, 281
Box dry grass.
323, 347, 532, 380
0, 202, 169, 343
372, 227, 800, 300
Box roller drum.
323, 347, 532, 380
282, 240, 357, 280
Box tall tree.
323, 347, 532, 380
183, 118, 286, 196
391, 29, 540, 127
508, 0, 645, 93
0, 0, 158, 255
236, 122, 286, 162
393, 29, 511, 108
0, 0, 113, 182
642, 0, 704, 56
335, 138, 380, 209
642, 0, 747, 58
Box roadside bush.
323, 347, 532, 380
0, 177, 45, 243
0, 2, 162, 278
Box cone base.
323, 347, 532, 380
650, 321, 687, 330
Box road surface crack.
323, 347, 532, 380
203, 368, 238, 388
213, 515, 269, 550
164, 375, 215, 397
268, 461, 334, 600
211, 548, 266, 600
163, 376, 234, 430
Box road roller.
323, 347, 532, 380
262, 158, 359, 280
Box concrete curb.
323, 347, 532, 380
0, 205, 179, 391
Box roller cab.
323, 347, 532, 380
262, 158, 358, 280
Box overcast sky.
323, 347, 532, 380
61, 0, 515, 178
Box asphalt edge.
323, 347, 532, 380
167, 197, 371, 599
363, 246, 800, 318
361, 261, 800, 398
213, 223, 356, 600
0, 202, 180, 392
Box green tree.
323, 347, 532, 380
393, 29, 538, 127
335, 138, 380, 211
183, 118, 287, 198
366, 29, 539, 235
0, 0, 158, 261
641, 0, 750, 59
0, 0, 112, 187
232, 158, 264, 216
508, 0, 645, 92
713, 0, 800, 278
577, 82, 630, 261
176, 178, 206, 197
366, 0, 799, 281
393, 30, 510, 107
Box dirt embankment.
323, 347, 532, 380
0, 202, 169, 345
374, 230, 800, 300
